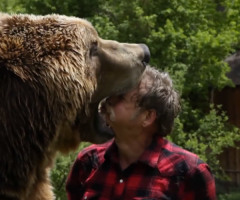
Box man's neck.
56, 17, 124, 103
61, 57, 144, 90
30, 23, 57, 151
115, 131, 153, 170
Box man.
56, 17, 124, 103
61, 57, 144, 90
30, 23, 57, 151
66, 66, 216, 200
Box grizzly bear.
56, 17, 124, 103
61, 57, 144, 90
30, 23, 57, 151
0, 13, 150, 200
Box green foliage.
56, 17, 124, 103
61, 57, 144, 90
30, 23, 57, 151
91, 15, 119, 40
2, 0, 101, 18
50, 142, 91, 200
170, 104, 240, 178
218, 187, 240, 200
0, 0, 24, 12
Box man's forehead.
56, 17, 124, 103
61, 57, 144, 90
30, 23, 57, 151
121, 74, 152, 100
125, 88, 139, 100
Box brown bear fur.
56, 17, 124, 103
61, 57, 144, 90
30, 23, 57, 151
0, 13, 149, 200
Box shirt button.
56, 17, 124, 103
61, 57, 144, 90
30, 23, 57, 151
119, 179, 123, 183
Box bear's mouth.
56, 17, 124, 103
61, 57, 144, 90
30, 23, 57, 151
93, 107, 114, 141
90, 76, 145, 143
78, 84, 139, 144
74, 103, 114, 143
82, 60, 149, 144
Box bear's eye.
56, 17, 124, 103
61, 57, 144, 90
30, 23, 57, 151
90, 41, 98, 57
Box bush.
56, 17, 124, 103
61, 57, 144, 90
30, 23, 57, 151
50, 142, 91, 200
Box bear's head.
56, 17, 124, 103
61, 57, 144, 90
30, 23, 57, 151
0, 14, 150, 154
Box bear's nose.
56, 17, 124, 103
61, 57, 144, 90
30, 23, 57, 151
140, 44, 150, 64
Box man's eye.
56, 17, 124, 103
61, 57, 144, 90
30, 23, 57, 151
90, 41, 98, 57
107, 95, 124, 105
117, 94, 125, 100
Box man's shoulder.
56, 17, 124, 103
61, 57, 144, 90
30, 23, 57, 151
158, 139, 205, 175
76, 139, 113, 163
166, 140, 200, 159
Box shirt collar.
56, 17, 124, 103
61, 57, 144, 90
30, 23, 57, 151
138, 135, 165, 168
104, 139, 119, 164
104, 135, 165, 169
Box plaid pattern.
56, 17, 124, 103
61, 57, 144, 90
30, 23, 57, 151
66, 136, 216, 200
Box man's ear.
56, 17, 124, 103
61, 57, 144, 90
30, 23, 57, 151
142, 109, 157, 127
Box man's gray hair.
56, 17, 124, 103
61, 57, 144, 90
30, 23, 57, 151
138, 66, 181, 136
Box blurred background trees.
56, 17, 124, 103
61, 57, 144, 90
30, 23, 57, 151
1, 0, 240, 199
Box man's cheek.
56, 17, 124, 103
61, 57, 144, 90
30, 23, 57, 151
109, 107, 116, 122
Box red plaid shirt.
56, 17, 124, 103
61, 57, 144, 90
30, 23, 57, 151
66, 136, 216, 200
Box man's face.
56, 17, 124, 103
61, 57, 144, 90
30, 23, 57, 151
100, 87, 143, 131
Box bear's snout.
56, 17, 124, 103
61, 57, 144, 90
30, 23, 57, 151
139, 44, 151, 65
